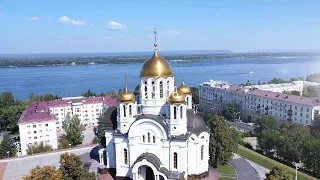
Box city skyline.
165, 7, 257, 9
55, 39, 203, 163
0, 0, 320, 54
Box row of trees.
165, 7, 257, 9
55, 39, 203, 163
256, 115, 320, 178
22, 153, 96, 180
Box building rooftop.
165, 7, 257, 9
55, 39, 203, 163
247, 88, 320, 106
200, 80, 230, 89
252, 82, 302, 89
18, 96, 118, 124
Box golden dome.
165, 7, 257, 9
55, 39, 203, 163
133, 85, 140, 95
168, 89, 185, 104
140, 51, 173, 77
177, 81, 192, 95
118, 87, 135, 103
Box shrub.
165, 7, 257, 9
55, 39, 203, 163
26, 142, 52, 155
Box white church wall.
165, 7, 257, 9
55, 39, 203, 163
169, 140, 187, 172
104, 131, 116, 168
187, 134, 198, 175
197, 132, 210, 174
114, 136, 131, 177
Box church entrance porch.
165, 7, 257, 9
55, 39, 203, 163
137, 165, 154, 180
132, 158, 168, 180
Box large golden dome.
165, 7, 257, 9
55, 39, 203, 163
133, 85, 140, 95
118, 87, 135, 103
140, 51, 173, 77
168, 89, 185, 104
177, 81, 192, 95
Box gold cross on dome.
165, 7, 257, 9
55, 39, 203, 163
153, 27, 157, 50
124, 73, 127, 86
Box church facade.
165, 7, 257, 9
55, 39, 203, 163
99, 29, 210, 180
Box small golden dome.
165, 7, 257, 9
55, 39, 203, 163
140, 51, 173, 77
118, 87, 135, 103
177, 81, 192, 95
168, 89, 185, 104
133, 85, 140, 95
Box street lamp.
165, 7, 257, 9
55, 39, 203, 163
69, 143, 71, 148
7, 151, 9, 158
294, 162, 301, 180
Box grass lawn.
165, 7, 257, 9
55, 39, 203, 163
217, 164, 236, 175
218, 177, 236, 180
237, 145, 318, 180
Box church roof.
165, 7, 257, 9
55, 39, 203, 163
132, 153, 184, 179
101, 106, 117, 130
135, 114, 168, 133
187, 109, 210, 135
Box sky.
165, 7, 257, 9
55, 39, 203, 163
0, 0, 320, 54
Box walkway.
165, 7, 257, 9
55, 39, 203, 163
230, 154, 269, 180
0, 146, 95, 180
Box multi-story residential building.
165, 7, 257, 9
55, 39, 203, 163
252, 82, 304, 94
18, 96, 117, 156
199, 80, 320, 126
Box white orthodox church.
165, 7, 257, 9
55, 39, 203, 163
98, 29, 210, 180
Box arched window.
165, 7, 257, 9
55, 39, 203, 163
142, 135, 145, 143
180, 106, 183, 119
124, 149, 128, 164
159, 81, 163, 98
201, 145, 204, 161
174, 107, 177, 119
152, 81, 156, 99
129, 105, 132, 117
153, 136, 156, 143
167, 80, 170, 96
147, 132, 151, 143
144, 86, 148, 99
173, 152, 178, 169
123, 105, 126, 117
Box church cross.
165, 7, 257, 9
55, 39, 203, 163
153, 27, 157, 50
124, 73, 127, 87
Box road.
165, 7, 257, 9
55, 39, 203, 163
228, 121, 255, 132
0, 145, 96, 180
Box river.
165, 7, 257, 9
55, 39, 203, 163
1, 56, 320, 99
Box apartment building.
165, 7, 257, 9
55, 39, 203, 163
18, 96, 117, 156
199, 80, 320, 125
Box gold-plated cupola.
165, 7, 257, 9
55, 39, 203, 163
140, 28, 172, 77
118, 74, 135, 103
168, 88, 185, 104
177, 81, 192, 95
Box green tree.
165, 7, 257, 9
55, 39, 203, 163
62, 115, 84, 146
268, 78, 288, 84
105, 89, 117, 97
59, 153, 95, 180
207, 115, 238, 167
44, 93, 57, 101
256, 115, 278, 132
0, 135, 17, 158
265, 166, 293, 180
190, 87, 199, 104
257, 129, 280, 154
26, 142, 52, 155
222, 103, 237, 121
0, 104, 25, 132
82, 89, 96, 97
302, 139, 320, 177
22, 165, 63, 180
58, 139, 71, 150
289, 77, 300, 82
291, 90, 300, 96
0, 91, 15, 107
306, 73, 320, 83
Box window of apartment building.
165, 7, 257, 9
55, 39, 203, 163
295, 112, 297, 115
300, 113, 303, 117
301, 107, 303, 111
40, 135, 43, 139
300, 119, 302, 122
28, 137, 31, 140
61, 113, 63, 115
46, 135, 49, 138
45, 124, 48, 127
295, 106, 297, 110
28, 131, 31, 134
33, 125, 36, 128
55, 109, 57, 111
27, 125, 30, 128
33, 131, 37, 134
306, 120, 309, 124
34, 136, 37, 140
306, 114, 309, 118
39, 124, 42, 127
307, 108, 309, 112
39, 130, 42, 133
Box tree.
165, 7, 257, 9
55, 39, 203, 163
0, 91, 15, 107
289, 77, 300, 82
190, 87, 199, 104
59, 153, 95, 180
22, 165, 63, 180
62, 115, 84, 146
306, 73, 320, 83
26, 142, 52, 155
265, 166, 293, 180
0, 135, 16, 158
222, 103, 237, 121
82, 89, 96, 97
257, 129, 280, 154
0, 104, 25, 132
257, 80, 261, 85
207, 115, 237, 167
291, 90, 300, 96
44, 93, 57, 101
302, 139, 320, 177
268, 78, 288, 84
58, 139, 71, 150
256, 115, 278, 132
245, 80, 251, 86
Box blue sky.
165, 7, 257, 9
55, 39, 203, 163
0, 0, 320, 54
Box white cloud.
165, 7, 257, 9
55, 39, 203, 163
57, 16, 87, 26
27, 17, 40, 21
107, 21, 126, 30
167, 30, 180, 35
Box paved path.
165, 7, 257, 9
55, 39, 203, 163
230, 154, 261, 180
0, 146, 95, 180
